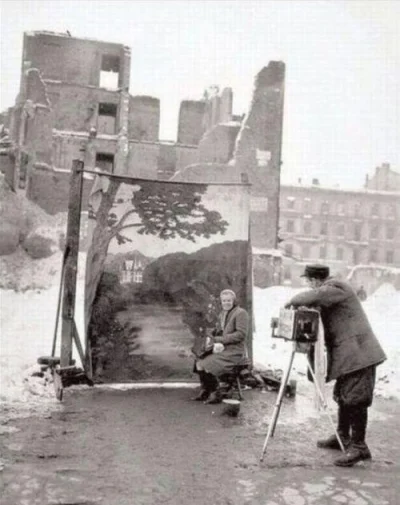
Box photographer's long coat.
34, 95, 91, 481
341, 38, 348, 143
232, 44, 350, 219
196, 305, 249, 377
288, 278, 386, 381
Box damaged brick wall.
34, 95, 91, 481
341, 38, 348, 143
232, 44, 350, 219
198, 123, 241, 164
128, 96, 160, 141
47, 84, 120, 133
202, 87, 233, 132
22, 32, 129, 89
177, 100, 206, 145
26, 167, 93, 215
233, 62, 285, 249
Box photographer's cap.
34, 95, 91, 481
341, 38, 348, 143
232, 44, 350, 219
300, 264, 330, 279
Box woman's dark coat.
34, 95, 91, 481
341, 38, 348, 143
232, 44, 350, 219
287, 278, 386, 382
196, 305, 249, 377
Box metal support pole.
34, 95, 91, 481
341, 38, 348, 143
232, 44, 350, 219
60, 160, 84, 368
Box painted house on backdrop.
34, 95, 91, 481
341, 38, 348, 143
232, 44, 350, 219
278, 170, 400, 291
120, 256, 145, 284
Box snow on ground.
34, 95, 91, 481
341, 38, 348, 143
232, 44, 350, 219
0, 254, 86, 420
1, 272, 400, 421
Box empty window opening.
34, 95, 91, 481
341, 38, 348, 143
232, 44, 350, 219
96, 153, 115, 173
100, 54, 120, 89
98, 103, 118, 134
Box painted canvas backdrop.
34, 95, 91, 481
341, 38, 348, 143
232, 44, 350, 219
85, 174, 251, 382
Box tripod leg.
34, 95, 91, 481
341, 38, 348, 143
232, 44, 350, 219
306, 358, 345, 453
260, 347, 296, 461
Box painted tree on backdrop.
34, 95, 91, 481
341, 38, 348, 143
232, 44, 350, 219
85, 177, 229, 327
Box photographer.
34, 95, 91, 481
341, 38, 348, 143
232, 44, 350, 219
284, 264, 386, 467
192, 289, 249, 404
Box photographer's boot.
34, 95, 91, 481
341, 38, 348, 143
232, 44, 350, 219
317, 404, 350, 450
191, 371, 210, 401
334, 406, 371, 467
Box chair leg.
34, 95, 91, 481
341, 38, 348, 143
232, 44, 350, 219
236, 376, 243, 400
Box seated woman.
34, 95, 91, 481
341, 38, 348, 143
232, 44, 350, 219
192, 289, 249, 404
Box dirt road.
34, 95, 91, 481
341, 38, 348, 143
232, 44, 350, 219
1, 386, 398, 505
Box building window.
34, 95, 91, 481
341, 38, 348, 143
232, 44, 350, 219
133, 271, 143, 283
370, 225, 379, 239
321, 201, 329, 214
303, 221, 312, 234
354, 202, 361, 217
320, 222, 328, 235
369, 249, 378, 263
370, 203, 380, 217
100, 54, 120, 89
336, 247, 344, 261
386, 225, 395, 240
286, 220, 295, 233
301, 245, 311, 258
354, 223, 362, 241
303, 198, 311, 213
96, 152, 115, 173
387, 204, 396, 219
336, 223, 345, 237
98, 102, 118, 134
286, 197, 295, 209
386, 250, 394, 264
319, 246, 327, 259
352, 249, 360, 265
284, 243, 293, 257
337, 202, 346, 215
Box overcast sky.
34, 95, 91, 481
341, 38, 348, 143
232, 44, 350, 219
1, 0, 399, 189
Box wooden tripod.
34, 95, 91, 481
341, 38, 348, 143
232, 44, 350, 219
259, 340, 345, 462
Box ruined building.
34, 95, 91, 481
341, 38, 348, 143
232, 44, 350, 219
0, 31, 285, 251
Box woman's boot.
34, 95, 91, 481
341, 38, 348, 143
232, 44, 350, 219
203, 374, 221, 404
191, 371, 210, 401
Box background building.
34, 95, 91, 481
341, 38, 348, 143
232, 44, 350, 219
278, 178, 400, 286
365, 162, 400, 192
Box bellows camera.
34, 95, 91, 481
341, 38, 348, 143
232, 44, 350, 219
271, 307, 319, 343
